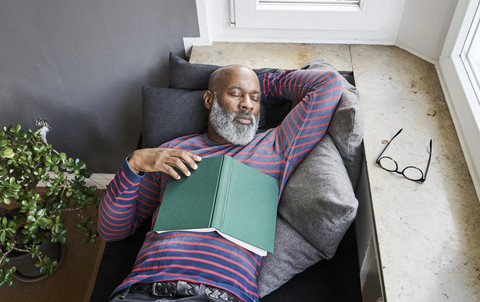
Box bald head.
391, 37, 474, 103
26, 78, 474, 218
208, 65, 259, 93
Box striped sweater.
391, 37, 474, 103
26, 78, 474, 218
98, 69, 343, 302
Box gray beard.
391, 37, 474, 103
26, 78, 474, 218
209, 98, 259, 146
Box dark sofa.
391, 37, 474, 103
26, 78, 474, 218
89, 53, 364, 302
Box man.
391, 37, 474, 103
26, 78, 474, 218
99, 65, 343, 302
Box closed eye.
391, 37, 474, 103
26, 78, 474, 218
228, 88, 260, 101
250, 93, 260, 102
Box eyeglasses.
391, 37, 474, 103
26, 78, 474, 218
376, 129, 432, 183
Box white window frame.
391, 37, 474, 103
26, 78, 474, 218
229, 0, 403, 43
184, 0, 404, 52
234, 0, 378, 31
438, 0, 480, 197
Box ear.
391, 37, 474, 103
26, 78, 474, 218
203, 90, 214, 110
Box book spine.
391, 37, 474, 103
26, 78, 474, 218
211, 156, 233, 230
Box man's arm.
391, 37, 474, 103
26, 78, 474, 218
259, 70, 343, 174
97, 148, 201, 241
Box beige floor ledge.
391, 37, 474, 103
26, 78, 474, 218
191, 42, 480, 302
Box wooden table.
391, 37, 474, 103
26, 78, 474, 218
0, 184, 108, 302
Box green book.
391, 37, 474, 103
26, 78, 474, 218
153, 155, 279, 256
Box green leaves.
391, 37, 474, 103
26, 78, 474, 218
0, 267, 16, 287
36, 256, 58, 276
0, 217, 16, 246
1, 148, 15, 159
59, 152, 67, 162
0, 124, 101, 287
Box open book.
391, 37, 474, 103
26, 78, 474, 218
153, 155, 279, 256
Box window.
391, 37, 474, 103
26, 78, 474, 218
227, 0, 401, 42
464, 4, 480, 103
258, 0, 360, 6
186, 0, 402, 48
232, 0, 376, 31
439, 0, 480, 196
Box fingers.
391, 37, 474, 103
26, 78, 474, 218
163, 150, 202, 180
175, 150, 202, 172
162, 156, 191, 180
128, 148, 202, 180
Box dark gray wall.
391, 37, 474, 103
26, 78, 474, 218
0, 0, 199, 172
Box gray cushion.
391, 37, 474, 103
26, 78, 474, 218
279, 134, 358, 256
141, 87, 208, 148
169, 52, 284, 90
169, 53, 220, 90
257, 134, 358, 297
168, 52, 292, 132
257, 215, 323, 297
141, 85, 291, 148
302, 58, 364, 187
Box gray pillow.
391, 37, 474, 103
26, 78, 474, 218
258, 134, 359, 296
257, 215, 323, 297
329, 82, 363, 187
168, 53, 220, 90
141, 87, 208, 148
140, 88, 291, 149
302, 58, 364, 187
168, 52, 291, 132
168, 52, 284, 90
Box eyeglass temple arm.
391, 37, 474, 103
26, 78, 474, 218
423, 139, 433, 180
376, 128, 403, 162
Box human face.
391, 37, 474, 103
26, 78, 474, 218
204, 66, 261, 144
209, 96, 259, 146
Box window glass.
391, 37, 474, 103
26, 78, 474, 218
232, 0, 397, 33
259, 0, 360, 5
466, 17, 480, 103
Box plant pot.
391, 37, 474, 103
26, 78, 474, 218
9, 240, 65, 282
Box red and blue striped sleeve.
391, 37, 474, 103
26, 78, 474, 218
98, 159, 161, 241
259, 70, 343, 180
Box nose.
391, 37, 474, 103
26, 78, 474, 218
239, 95, 254, 111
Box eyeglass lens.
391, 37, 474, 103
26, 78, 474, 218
378, 157, 424, 181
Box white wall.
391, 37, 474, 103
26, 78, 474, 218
396, 0, 458, 61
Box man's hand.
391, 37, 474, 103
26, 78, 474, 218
128, 148, 202, 179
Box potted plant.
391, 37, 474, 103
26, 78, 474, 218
0, 124, 100, 286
